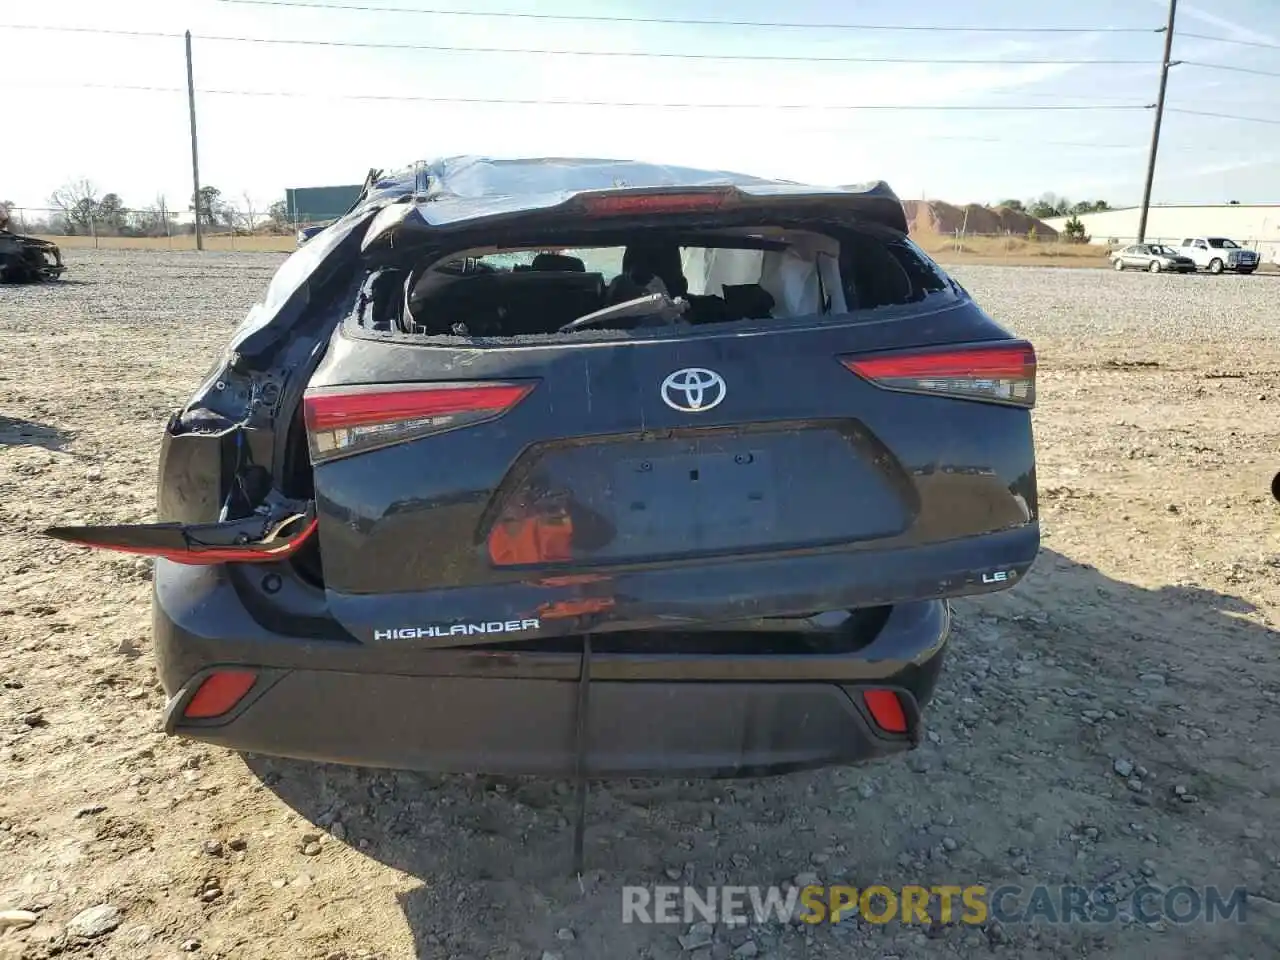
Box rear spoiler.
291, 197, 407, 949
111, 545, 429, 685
361, 181, 910, 253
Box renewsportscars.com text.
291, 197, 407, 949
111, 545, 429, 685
621, 884, 1249, 927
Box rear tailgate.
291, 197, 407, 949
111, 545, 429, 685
303, 303, 1037, 643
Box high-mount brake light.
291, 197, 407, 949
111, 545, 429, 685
304, 381, 537, 463
581, 191, 732, 216
841, 341, 1036, 407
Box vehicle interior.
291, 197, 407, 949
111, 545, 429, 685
354, 225, 955, 338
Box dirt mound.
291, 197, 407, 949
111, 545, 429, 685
904, 199, 1058, 239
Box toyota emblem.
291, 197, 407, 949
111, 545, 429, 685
661, 367, 727, 412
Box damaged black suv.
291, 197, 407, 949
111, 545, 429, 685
49, 156, 1038, 780
0, 228, 65, 283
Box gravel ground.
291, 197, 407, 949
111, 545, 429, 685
2, 250, 1279, 959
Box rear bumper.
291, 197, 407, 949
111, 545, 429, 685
163, 671, 938, 777
153, 563, 952, 777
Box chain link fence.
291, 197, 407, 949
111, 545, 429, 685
0, 205, 330, 252
5, 205, 1277, 266
913, 229, 1108, 261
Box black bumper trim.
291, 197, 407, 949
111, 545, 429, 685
166, 672, 925, 778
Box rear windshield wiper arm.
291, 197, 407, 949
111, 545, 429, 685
558, 293, 689, 333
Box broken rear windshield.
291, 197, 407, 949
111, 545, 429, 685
354, 227, 957, 340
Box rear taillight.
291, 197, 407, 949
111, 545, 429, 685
303, 381, 537, 463
581, 190, 732, 216
44, 513, 318, 566
840, 341, 1036, 408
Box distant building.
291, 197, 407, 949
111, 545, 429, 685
1044, 204, 1280, 263
285, 184, 364, 224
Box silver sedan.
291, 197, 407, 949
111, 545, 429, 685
1111, 243, 1197, 273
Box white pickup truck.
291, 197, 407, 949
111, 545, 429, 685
1176, 237, 1260, 275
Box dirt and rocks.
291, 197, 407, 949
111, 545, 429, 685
903, 200, 1058, 239
1, 250, 1279, 960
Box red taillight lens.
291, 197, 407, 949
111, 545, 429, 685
303, 381, 537, 463
862, 689, 908, 734
183, 670, 257, 719
44, 513, 318, 566
841, 341, 1036, 408
581, 191, 732, 216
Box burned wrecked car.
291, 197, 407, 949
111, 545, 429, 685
0, 229, 65, 282
46, 156, 1039, 787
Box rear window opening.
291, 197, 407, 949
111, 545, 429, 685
354, 223, 956, 342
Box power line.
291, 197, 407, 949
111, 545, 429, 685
197, 35, 1158, 64
1166, 107, 1280, 126
211, 0, 1164, 34
0, 24, 1158, 65
0, 24, 180, 39
4, 81, 1156, 111
218, 94, 1152, 111
929, 136, 1143, 149
1180, 60, 1280, 78
980, 92, 1152, 102
1177, 31, 1280, 50
198, 93, 1148, 110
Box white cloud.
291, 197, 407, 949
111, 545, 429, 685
1162, 154, 1280, 180
1177, 3, 1278, 47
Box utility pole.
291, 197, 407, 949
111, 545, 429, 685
186, 30, 204, 252
1137, 0, 1178, 243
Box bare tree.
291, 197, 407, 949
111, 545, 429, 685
50, 178, 101, 234
236, 191, 263, 234
136, 194, 174, 238
190, 185, 228, 229
96, 193, 127, 234
266, 199, 290, 233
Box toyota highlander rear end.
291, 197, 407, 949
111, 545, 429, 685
47, 157, 1039, 778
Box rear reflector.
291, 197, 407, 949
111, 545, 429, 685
841, 341, 1036, 408
862, 689, 908, 734
183, 670, 257, 719
304, 381, 537, 463
581, 191, 731, 216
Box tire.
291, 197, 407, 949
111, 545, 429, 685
1148, 260, 1161, 273
1113, 259, 1125, 271
1208, 258, 1224, 274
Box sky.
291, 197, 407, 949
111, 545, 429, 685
2, 0, 1278, 214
